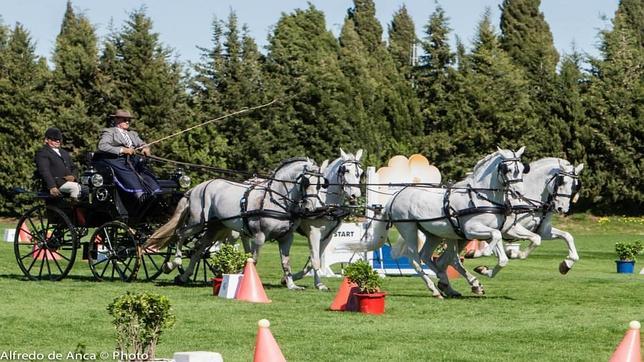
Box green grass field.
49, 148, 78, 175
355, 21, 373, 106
0, 215, 642, 361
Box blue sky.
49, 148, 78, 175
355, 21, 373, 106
0, 1, 618, 65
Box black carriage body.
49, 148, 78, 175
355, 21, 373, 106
14, 155, 189, 282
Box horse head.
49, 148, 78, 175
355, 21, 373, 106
296, 160, 330, 213
549, 161, 584, 214
333, 148, 364, 205
468, 146, 527, 195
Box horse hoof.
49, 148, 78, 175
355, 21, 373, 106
173, 275, 187, 285
471, 286, 485, 295
559, 261, 571, 275
316, 284, 330, 292
474, 265, 489, 275
288, 285, 305, 291
464, 250, 476, 259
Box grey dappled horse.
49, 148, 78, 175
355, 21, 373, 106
367, 147, 528, 298
293, 149, 364, 291
145, 158, 328, 287
445, 158, 584, 286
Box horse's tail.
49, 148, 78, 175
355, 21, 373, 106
145, 196, 189, 249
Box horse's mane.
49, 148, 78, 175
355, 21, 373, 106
270, 157, 316, 178
271, 157, 313, 172
461, 150, 505, 184
530, 157, 570, 172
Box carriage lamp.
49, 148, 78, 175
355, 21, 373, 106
90, 173, 104, 187
178, 175, 191, 188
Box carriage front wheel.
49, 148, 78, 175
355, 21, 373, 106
87, 221, 140, 282
14, 205, 78, 281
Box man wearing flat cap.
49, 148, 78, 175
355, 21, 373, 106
35, 127, 81, 201
96, 109, 159, 200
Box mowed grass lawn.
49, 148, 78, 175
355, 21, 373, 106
0, 215, 642, 361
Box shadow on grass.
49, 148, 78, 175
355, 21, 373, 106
0, 273, 99, 282
391, 291, 516, 300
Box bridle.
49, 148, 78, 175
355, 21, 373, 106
497, 155, 529, 186
327, 159, 363, 204
294, 167, 329, 210
547, 170, 582, 202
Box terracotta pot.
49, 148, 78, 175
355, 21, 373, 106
212, 277, 223, 295
354, 292, 387, 314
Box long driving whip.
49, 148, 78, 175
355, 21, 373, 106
136, 98, 279, 150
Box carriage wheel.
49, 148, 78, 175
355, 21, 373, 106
138, 243, 174, 281
14, 205, 78, 281
88, 221, 140, 282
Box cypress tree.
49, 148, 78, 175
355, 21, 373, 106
413, 7, 478, 179
499, 0, 559, 81
265, 5, 354, 165
464, 9, 538, 157
99, 8, 191, 158
387, 5, 416, 78
50, 1, 103, 156
0, 24, 52, 213
342, 0, 421, 163
583, 0, 643, 213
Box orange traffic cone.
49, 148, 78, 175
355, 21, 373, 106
329, 277, 359, 311
236, 258, 271, 303
18, 224, 32, 243
610, 320, 641, 362
33, 230, 62, 261
253, 319, 286, 362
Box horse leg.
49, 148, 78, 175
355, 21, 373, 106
278, 233, 304, 290
395, 223, 443, 299
470, 228, 508, 278
548, 227, 578, 274
163, 235, 183, 273
428, 240, 466, 298
174, 229, 216, 284
505, 224, 542, 260
308, 228, 330, 291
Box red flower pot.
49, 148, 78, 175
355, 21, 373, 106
355, 292, 387, 314
212, 277, 223, 296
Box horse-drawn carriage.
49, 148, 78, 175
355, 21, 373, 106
13, 154, 194, 282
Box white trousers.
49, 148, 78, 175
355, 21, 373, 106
59, 181, 81, 199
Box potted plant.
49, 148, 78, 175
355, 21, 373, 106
343, 260, 386, 314
209, 243, 251, 297
615, 241, 642, 274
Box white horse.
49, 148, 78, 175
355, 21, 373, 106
293, 149, 364, 291
368, 147, 528, 298
452, 158, 584, 278
145, 158, 328, 287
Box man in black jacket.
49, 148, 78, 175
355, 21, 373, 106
35, 127, 81, 201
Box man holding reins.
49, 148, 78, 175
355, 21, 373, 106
95, 109, 160, 201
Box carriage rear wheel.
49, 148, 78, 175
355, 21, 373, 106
14, 205, 78, 281
138, 242, 174, 281
87, 221, 140, 282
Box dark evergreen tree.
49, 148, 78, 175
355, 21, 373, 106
582, 0, 643, 213
50, 1, 103, 156
463, 9, 538, 158
387, 5, 416, 78
265, 5, 355, 166
341, 0, 421, 164
413, 7, 477, 178
99, 8, 191, 158
0, 24, 52, 213
499, 0, 564, 157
